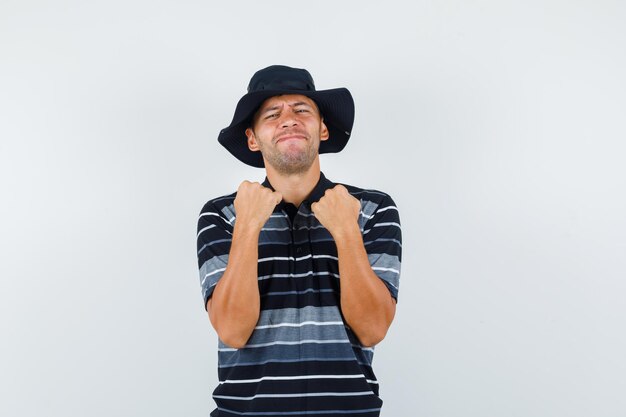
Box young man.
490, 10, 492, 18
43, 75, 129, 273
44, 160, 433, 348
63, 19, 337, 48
196, 65, 402, 417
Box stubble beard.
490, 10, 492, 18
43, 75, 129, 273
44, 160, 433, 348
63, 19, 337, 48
259, 135, 319, 175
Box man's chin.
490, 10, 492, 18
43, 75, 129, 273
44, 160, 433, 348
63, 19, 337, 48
266, 158, 315, 175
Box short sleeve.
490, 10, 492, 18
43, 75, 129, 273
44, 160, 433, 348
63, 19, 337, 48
196, 202, 234, 309
362, 194, 402, 301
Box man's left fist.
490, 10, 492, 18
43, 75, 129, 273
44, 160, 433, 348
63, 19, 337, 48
311, 184, 361, 237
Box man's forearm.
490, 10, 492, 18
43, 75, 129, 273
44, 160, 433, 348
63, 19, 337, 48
207, 221, 261, 349
334, 223, 396, 347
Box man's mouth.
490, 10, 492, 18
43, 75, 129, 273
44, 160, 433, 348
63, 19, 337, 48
276, 134, 307, 143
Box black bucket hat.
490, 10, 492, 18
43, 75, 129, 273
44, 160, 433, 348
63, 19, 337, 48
217, 65, 355, 168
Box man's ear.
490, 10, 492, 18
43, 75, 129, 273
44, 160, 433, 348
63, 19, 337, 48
245, 128, 261, 152
320, 119, 330, 142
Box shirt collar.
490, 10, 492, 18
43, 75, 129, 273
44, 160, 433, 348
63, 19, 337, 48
261, 171, 335, 209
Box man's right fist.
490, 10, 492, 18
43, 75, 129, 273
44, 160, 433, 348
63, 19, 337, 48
233, 181, 283, 231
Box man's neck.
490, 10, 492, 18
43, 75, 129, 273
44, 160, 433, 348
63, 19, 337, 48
264, 160, 321, 208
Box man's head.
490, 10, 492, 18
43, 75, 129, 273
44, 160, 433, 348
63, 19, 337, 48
245, 94, 329, 175
217, 65, 355, 168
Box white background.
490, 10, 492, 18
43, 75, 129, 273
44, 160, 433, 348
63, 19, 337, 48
1, 1, 625, 416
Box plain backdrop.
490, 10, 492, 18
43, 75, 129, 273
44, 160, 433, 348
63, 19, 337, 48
1, 1, 625, 416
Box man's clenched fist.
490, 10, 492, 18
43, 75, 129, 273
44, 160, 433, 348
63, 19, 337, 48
311, 184, 361, 238
234, 181, 283, 231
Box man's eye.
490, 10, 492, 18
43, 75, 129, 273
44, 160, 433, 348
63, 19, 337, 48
265, 114, 278, 119
296, 109, 308, 113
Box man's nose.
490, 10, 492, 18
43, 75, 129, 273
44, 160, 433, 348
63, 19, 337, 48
279, 112, 298, 128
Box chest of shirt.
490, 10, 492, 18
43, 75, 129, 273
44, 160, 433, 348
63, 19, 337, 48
256, 208, 341, 310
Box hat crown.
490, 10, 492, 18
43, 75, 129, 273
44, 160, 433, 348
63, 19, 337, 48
247, 65, 316, 93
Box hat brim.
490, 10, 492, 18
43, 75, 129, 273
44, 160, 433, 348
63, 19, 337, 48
217, 88, 354, 168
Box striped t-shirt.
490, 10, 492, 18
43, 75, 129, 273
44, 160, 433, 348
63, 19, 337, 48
196, 171, 402, 417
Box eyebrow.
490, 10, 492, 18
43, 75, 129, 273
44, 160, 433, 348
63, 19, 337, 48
259, 105, 281, 116
259, 102, 314, 115
291, 101, 313, 108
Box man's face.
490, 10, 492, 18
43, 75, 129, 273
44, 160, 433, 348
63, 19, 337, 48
245, 94, 329, 175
